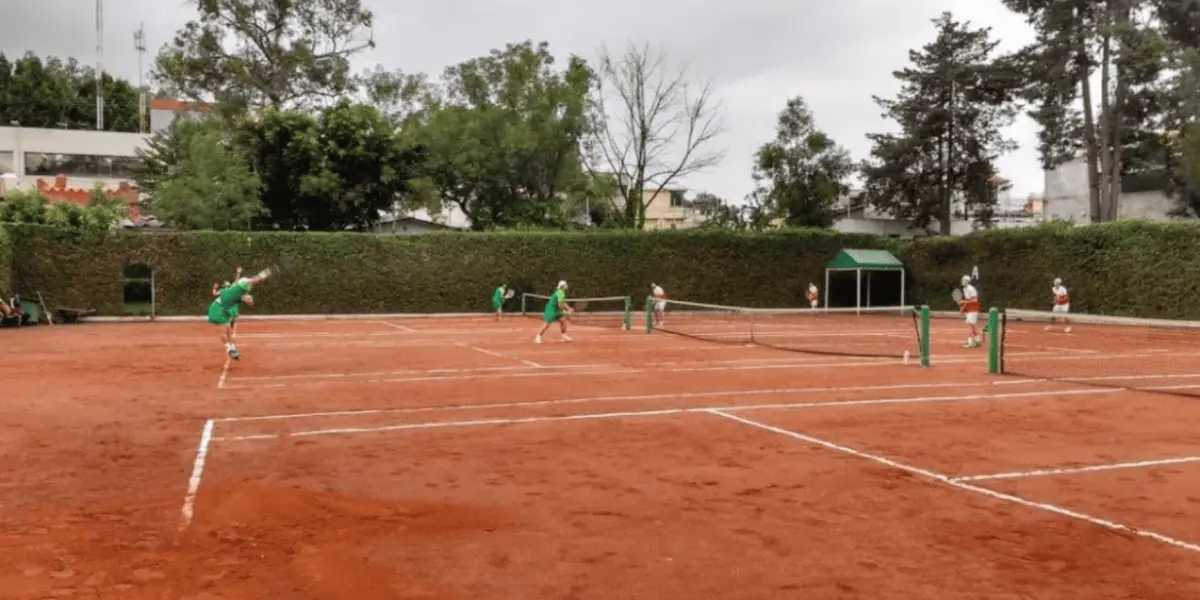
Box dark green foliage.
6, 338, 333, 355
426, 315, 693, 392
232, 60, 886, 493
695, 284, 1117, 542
8, 222, 1200, 319
0, 225, 12, 293
900, 220, 1200, 317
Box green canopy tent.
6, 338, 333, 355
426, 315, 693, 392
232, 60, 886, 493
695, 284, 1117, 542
824, 249, 906, 310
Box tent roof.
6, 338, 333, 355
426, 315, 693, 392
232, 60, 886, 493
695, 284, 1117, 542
825, 249, 904, 270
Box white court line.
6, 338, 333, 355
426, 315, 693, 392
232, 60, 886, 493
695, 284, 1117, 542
214, 378, 1046, 422
953, 456, 1200, 482
209, 387, 1115, 440
216, 356, 231, 389
225, 353, 881, 382
376, 321, 416, 332
178, 419, 215, 533
706, 410, 1200, 555
456, 342, 543, 368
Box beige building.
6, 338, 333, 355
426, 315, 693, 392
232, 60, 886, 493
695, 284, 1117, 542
611, 187, 706, 230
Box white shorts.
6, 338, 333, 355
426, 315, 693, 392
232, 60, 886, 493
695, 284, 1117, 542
810, 300, 818, 308
964, 312, 979, 325
654, 301, 666, 311
1052, 304, 1070, 314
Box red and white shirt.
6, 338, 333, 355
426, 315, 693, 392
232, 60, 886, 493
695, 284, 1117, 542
1052, 284, 1069, 306
960, 284, 980, 314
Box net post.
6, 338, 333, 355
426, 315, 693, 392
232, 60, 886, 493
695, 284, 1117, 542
919, 305, 931, 367
623, 296, 632, 331
520, 293, 526, 317
644, 296, 654, 333
987, 307, 1001, 374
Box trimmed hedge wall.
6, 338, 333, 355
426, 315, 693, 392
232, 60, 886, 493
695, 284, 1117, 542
8, 220, 1200, 319
0, 225, 11, 294
6, 225, 902, 316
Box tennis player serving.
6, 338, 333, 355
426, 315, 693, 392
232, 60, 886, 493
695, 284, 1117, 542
1046, 277, 1072, 333
956, 275, 982, 348
212, 266, 244, 338
650, 282, 667, 326
207, 266, 274, 360
535, 280, 573, 344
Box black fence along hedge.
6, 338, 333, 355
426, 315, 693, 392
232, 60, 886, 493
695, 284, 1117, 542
6, 220, 1200, 319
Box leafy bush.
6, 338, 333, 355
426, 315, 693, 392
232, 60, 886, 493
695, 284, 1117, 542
0, 225, 12, 294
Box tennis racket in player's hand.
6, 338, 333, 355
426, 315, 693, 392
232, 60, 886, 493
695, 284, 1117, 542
952, 287, 964, 307
504, 289, 515, 300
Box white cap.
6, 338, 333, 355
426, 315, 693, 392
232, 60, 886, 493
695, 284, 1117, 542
557, 280, 568, 289
961, 275, 971, 286
1053, 277, 1062, 285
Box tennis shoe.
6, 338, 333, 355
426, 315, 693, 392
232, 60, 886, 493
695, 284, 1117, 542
228, 347, 241, 360
562, 335, 573, 343
534, 335, 542, 344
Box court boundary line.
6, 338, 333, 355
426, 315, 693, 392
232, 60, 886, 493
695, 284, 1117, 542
455, 342, 543, 368
952, 455, 1200, 482
208, 387, 1115, 440
213, 378, 1052, 423
706, 410, 1200, 555
177, 419, 214, 533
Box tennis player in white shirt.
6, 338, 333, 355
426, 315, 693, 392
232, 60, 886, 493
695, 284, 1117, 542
958, 275, 982, 348
1046, 278, 1072, 333
806, 283, 819, 309
650, 283, 667, 326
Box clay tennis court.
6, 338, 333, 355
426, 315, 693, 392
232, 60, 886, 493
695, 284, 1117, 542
3, 311, 1200, 598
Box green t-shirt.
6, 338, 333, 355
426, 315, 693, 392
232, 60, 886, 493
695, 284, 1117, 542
492, 287, 504, 304
216, 280, 251, 310
543, 289, 565, 317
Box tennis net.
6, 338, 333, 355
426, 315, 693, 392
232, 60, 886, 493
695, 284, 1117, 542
997, 308, 1200, 397
648, 298, 929, 362
521, 293, 633, 330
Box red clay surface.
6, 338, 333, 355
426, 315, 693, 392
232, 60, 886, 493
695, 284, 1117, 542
0, 313, 1197, 598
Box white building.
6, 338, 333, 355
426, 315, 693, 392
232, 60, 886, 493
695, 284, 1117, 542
1042, 157, 1188, 222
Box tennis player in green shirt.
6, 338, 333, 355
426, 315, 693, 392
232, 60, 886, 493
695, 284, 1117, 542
492, 284, 508, 320
207, 267, 274, 360
535, 280, 573, 344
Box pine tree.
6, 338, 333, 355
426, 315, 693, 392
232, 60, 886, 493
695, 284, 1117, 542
862, 12, 1020, 234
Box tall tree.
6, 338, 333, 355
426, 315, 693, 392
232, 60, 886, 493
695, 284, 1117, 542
150, 119, 263, 230
752, 96, 854, 229
408, 41, 594, 230
237, 101, 424, 231
0, 52, 140, 132
153, 0, 374, 112
862, 12, 1020, 234
583, 42, 725, 228
1004, 0, 1172, 221
359, 65, 435, 127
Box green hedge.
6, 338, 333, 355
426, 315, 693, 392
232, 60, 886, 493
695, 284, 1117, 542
6, 226, 901, 316
8, 220, 1200, 319
0, 225, 11, 294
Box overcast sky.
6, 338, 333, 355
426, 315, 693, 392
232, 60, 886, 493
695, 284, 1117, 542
0, 0, 1040, 205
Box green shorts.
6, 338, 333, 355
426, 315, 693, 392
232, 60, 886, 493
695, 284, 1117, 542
543, 312, 561, 324
207, 302, 233, 327
492, 299, 503, 310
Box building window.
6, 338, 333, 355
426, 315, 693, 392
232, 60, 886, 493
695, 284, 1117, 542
23, 153, 137, 179
669, 190, 685, 207
0, 151, 14, 174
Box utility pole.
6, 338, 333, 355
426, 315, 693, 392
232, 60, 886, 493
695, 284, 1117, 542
96, 0, 105, 130
134, 23, 147, 133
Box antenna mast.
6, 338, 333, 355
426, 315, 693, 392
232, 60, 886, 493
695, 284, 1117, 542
95, 0, 104, 130
134, 23, 146, 133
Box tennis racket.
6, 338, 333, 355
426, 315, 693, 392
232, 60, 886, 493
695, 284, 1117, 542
952, 288, 964, 303
504, 289, 515, 300
262, 255, 293, 279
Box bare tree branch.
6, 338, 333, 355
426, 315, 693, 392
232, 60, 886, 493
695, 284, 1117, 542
582, 41, 725, 227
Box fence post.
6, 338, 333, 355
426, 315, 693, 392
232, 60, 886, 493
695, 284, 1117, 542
987, 308, 1000, 374
644, 297, 654, 333
920, 305, 931, 367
